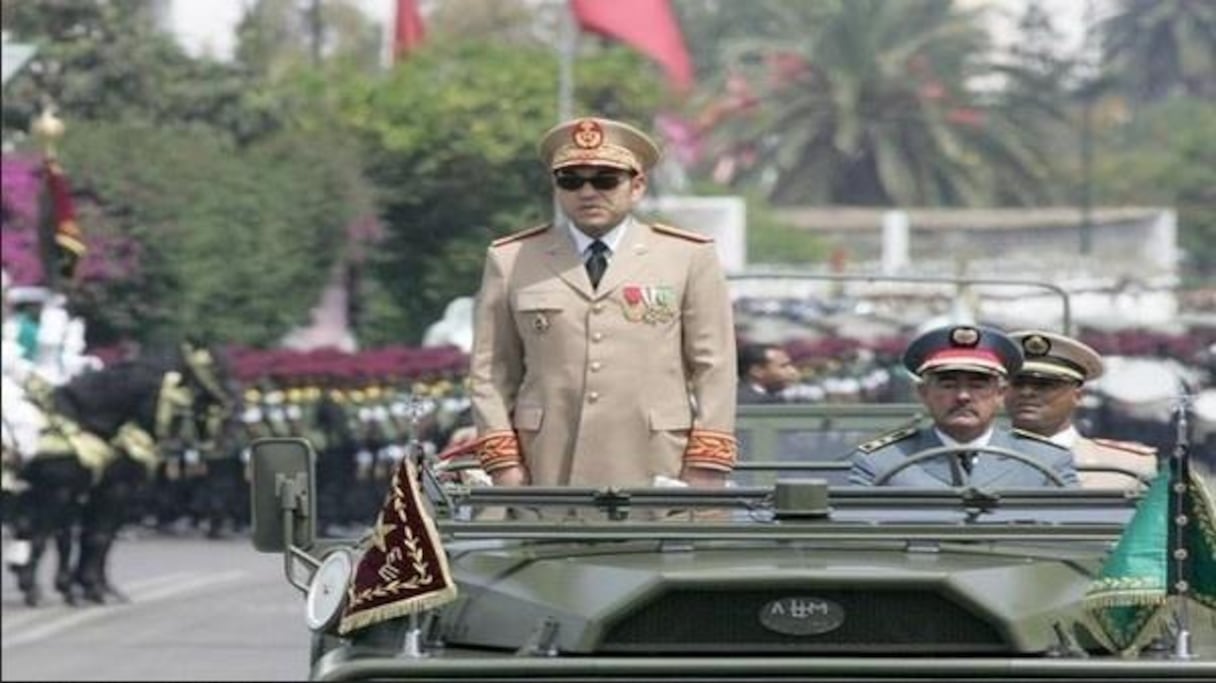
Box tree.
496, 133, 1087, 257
0, 0, 283, 146
1091, 99, 1216, 283
54, 121, 357, 346
234, 0, 383, 78
1100, 0, 1216, 104
680, 0, 1064, 207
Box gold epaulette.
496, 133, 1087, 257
491, 223, 550, 247
1092, 438, 1157, 457
651, 222, 712, 243
856, 426, 917, 453
1013, 428, 1067, 448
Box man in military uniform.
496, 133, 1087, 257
737, 343, 797, 404
468, 116, 738, 489
1005, 330, 1157, 488
849, 325, 1078, 488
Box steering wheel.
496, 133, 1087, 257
871, 444, 1068, 487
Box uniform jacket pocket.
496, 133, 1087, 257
513, 405, 544, 431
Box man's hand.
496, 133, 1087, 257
491, 464, 530, 487
679, 466, 728, 488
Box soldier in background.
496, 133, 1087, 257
736, 343, 797, 404
1005, 330, 1157, 489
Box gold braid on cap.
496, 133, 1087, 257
551, 143, 639, 172
682, 428, 738, 472
474, 430, 523, 473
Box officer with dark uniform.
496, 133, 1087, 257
849, 325, 1079, 488
1005, 330, 1157, 488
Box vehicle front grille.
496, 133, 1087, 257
599, 588, 1007, 654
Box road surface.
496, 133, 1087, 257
2, 530, 309, 681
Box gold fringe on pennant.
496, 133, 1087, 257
337, 457, 458, 636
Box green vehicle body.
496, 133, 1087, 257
249, 421, 1214, 682
249, 275, 1214, 681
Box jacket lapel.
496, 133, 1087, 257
592, 221, 650, 301
969, 429, 1019, 487
916, 431, 961, 486
542, 228, 594, 300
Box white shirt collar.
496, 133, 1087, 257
1047, 425, 1079, 448
934, 425, 994, 449
567, 216, 631, 259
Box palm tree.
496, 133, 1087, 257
1100, 0, 1216, 103
688, 0, 1064, 207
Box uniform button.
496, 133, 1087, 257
592, 332, 604, 342
592, 303, 605, 314
588, 391, 600, 403
590, 361, 602, 372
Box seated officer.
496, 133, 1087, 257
1005, 330, 1157, 488
849, 325, 1078, 488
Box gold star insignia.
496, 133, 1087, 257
370, 513, 397, 553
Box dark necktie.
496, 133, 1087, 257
959, 451, 975, 475
585, 240, 609, 289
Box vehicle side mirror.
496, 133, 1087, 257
250, 437, 317, 553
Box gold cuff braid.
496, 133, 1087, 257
474, 431, 523, 473
682, 428, 738, 472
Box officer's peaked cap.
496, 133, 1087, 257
903, 325, 1022, 378
539, 116, 661, 173
1008, 330, 1103, 382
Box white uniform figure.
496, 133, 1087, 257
1, 271, 46, 465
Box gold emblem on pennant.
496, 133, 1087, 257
1022, 334, 1051, 356
950, 326, 980, 347
533, 313, 550, 333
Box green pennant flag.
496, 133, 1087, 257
1083, 464, 1216, 653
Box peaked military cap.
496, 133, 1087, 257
538, 116, 661, 173
903, 324, 1022, 378
1008, 330, 1104, 383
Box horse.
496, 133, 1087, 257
8, 340, 235, 606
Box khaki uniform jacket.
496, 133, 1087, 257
1074, 436, 1158, 489
469, 220, 736, 487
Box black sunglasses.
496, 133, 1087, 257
554, 172, 631, 191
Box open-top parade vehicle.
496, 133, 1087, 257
246, 273, 1213, 681
249, 412, 1214, 682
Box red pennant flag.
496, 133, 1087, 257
571, 0, 694, 92
42, 157, 86, 281
393, 0, 426, 61
338, 456, 457, 634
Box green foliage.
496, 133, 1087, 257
677, 0, 1065, 208
1, 0, 284, 146
58, 121, 354, 346
1100, 0, 1216, 103
1091, 98, 1216, 282
343, 41, 662, 344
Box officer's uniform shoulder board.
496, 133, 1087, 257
1012, 428, 1067, 448
651, 222, 713, 243
492, 223, 550, 247
856, 425, 917, 453
1091, 438, 1157, 457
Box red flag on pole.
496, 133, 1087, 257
393, 0, 426, 61
42, 157, 86, 282
571, 0, 694, 92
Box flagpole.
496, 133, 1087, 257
1167, 397, 1195, 660
554, 0, 577, 225
32, 105, 65, 294
557, 0, 576, 123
